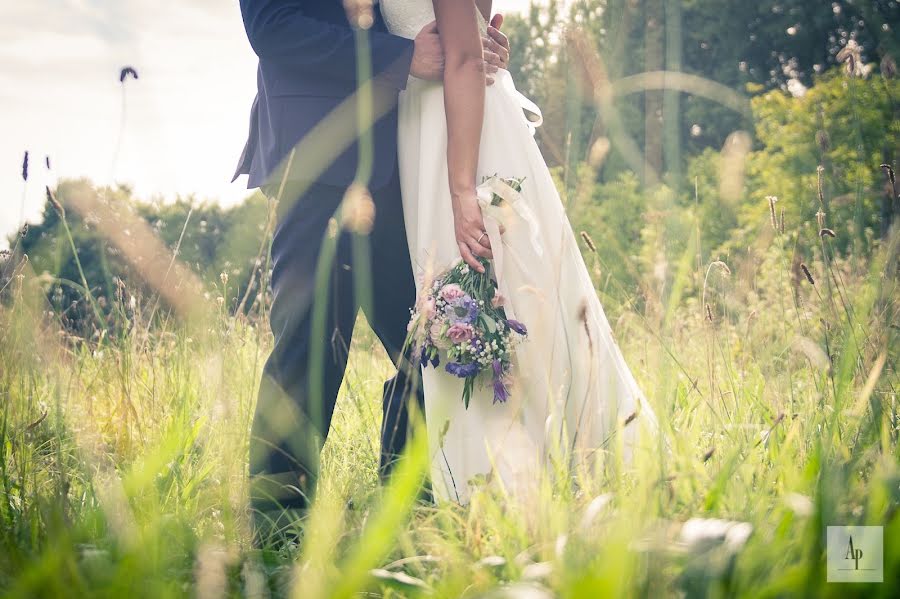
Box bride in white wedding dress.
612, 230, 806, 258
381, 0, 657, 503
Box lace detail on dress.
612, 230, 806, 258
380, 0, 487, 40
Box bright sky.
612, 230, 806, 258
1, 0, 538, 244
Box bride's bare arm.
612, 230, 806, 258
433, 0, 491, 273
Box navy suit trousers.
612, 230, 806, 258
249, 166, 421, 511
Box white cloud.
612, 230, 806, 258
1, 0, 257, 244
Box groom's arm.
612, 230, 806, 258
240, 0, 414, 90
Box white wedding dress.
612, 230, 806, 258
382, 0, 657, 503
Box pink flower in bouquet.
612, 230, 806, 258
447, 323, 474, 344
491, 288, 505, 308
430, 320, 450, 349
440, 284, 466, 302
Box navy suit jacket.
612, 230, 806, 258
233, 0, 415, 191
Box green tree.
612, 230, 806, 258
10, 180, 269, 331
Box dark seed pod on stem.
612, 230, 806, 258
800, 263, 815, 285
119, 66, 139, 83
580, 231, 597, 253
46, 186, 64, 217
881, 164, 896, 197
816, 166, 825, 207
766, 196, 778, 231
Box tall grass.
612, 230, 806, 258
2, 4, 898, 595
1, 168, 896, 597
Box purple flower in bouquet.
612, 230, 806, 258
448, 295, 479, 325
419, 346, 439, 368
492, 360, 509, 404
506, 319, 527, 336
447, 323, 475, 344
446, 361, 479, 378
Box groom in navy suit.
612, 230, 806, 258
233, 0, 509, 533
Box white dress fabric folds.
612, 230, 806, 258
382, 0, 658, 503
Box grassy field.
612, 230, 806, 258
1, 191, 898, 598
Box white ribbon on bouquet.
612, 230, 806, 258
475, 176, 543, 323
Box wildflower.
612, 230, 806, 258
881, 163, 896, 189
506, 319, 527, 336
220, 272, 228, 286
45, 186, 64, 217
343, 0, 375, 29
711, 260, 731, 276
341, 184, 375, 234
800, 263, 815, 285
816, 165, 825, 206
445, 361, 479, 378
816, 209, 826, 229
766, 196, 778, 231
576, 300, 593, 351
491, 360, 509, 403
580, 231, 597, 252
836, 40, 868, 78
119, 66, 139, 83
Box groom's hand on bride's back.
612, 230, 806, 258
410, 15, 510, 85
410, 21, 444, 81
483, 13, 510, 83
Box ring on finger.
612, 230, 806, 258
477, 231, 487, 243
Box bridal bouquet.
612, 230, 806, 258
407, 175, 531, 408
408, 258, 527, 408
